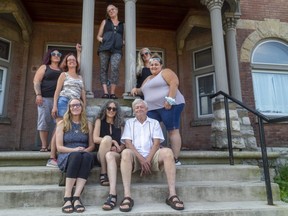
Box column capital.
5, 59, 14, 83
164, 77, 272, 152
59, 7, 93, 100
223, 15, 239, 31
201, 0, 224, 10
123, 0, 137, 3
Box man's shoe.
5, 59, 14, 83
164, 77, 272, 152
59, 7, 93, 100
46, 158, 58, 168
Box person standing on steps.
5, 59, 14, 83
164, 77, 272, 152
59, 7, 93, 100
97, 4, 124, 99
136, 47, 152, 92
56, 98, 94, 213
93, 100, 125, 210
119, 99, 184, 212
130, 54, 185, 166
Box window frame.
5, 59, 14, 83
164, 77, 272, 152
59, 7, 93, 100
0, 37, 11, 62
0, 66, 7, 115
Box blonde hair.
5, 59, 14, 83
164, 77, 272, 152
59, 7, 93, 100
136, 47, 151, 76
62, 98, 89, 134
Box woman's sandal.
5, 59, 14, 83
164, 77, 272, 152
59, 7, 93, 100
62, 197, 73, 213
102, 194, 117, 210
101, 93, 110, 99
39, 147, 48, 152
110, 94, 118, 99
100, 173, 110, 186
72, 196, 85, 213
165, 195, 184, 210
119, 197, 134, 212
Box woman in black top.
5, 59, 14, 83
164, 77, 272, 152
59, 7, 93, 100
93, 100, 125, 210
97, 4, 124, 99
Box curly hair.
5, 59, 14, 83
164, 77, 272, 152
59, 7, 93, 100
62, 98, 89, 133
97, 100, 123, 128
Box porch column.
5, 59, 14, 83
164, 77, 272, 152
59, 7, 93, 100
80, 0, 95, 97
223, 15, 242, 101
201, 0, 229, 94
123, 0, 137, 97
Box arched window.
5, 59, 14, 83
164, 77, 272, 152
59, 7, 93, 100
251, 40, 288, 115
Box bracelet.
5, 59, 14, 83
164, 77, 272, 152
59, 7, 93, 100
36, 94, 42, 96
165, 96, 176, 105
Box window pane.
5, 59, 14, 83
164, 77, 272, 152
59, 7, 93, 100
194, 48, 212, 69
0, 67, 7, 115
252, 71, 288, 114
197, 73, 215, 116
252, 41, 288, 65
0, 38, 10, 61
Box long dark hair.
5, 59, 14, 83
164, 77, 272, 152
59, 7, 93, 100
41, 49, 61, 65
97, 100, 123, 128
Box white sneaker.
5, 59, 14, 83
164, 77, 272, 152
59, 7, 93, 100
46, 158, 58, 168
175, 159, 182, 166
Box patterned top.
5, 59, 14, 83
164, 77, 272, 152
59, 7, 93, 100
57, 122, 89, 171
59, 72, 84, 99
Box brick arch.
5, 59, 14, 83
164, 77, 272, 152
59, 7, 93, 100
240, 19, 288, 63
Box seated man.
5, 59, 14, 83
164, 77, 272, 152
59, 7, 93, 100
119, 98, 184, 212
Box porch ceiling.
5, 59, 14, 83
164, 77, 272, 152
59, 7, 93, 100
21, 0, 207, 30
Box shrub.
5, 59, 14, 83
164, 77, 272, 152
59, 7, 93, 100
274, 164, 288, 203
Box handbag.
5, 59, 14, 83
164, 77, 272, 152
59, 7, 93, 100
59, 172, 66, 186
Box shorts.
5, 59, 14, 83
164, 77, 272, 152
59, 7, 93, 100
37, 97, 54, 131
131, 149, 163, 172
57, 96, 70, 118
147, 103, 185, 131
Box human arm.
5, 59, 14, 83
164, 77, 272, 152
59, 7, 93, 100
33, 65, 46, 105
79, 75, 86, 107
84, 121, 95, 152
93, 118, 102, 144
97, 20, 106, 43
161, 68, 180, 109
76, 43, 82, 65
51, 72, 65, 118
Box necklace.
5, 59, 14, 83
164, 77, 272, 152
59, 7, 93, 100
72, 122, 80, 133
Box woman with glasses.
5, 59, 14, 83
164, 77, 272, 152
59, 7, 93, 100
97, 4, 124, 99
136, 47, 152, 90
93, 100, 125, 210
131, 54, 185, 166
56, 98, 94, 213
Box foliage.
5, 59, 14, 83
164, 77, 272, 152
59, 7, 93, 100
274, 164, 288, 203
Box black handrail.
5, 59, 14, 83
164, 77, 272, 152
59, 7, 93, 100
210, 91, 288, 206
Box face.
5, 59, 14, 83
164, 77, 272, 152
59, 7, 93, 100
107, 5, 118, 18
50, 50, 62, 62
141, 49, 151, 62
66, 55, 77, 68
149, 59, 162, 75
133, 102, 148, 118
69, 99, 82, 115
106, 102, 117, 117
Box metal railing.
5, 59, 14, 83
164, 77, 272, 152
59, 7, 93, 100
210, 91, 288, 205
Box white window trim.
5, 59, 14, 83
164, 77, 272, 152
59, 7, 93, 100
0, 66, 7, 115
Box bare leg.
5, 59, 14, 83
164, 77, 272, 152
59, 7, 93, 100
63, 177, 76, 211
106, 152, 120, 195
39, 130, 49, 149
168, 129, 182, 159
120, 149, 133, 198
50, 118, 62, 159
102, 84, 109, 95
97, 136, 113, 174
110, 84, 116, 95
73, 178, 87, 212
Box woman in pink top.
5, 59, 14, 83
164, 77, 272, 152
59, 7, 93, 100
131, 54, 185, 165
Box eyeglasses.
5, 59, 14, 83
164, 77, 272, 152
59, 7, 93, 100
141, 52, 150, 57
67, 59, 76, 62
51, 52, 62, 57
70, 103, 81, 109
107, 107, 117, 112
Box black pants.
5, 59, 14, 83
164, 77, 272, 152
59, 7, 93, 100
66, 152, 94, 179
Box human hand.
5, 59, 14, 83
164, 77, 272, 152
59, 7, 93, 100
131, 88, 138, 96
51, 107, 58, 119
164, 101, 172, 110
76, 43, 82, 52
35, 95, 43, 106
140, 158, 152, 177
75, 146, 85, 152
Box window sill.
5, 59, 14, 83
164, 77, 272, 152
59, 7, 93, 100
0, 117, 11, 125
190, 118, 213, 127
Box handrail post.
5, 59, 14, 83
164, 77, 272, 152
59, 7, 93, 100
258, 117, 273, 205
224, 97, 234, 165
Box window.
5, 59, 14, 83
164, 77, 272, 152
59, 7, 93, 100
252, 40, 288, 115
193, 47, 215, 118
47, 44, 77, 57
0, 67, 7, 115
0, 37, 11, 62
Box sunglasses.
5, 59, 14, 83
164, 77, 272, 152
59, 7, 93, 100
70, 103, 81, 109
51, 52, 62, 57
107, 107, 117, 112
141, 52, 150, 57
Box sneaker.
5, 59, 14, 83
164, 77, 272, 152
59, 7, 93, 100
175, 158, 182, 166
46, 158, 58, 168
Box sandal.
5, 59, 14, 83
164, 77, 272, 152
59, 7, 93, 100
101, 93, 110, 99
100, 173, 110, 186
165, 195, 184, 210
119, 197, 134, 212
102, 194, 117, 210
40, 147, 48, 152
110, 94, 118, 99
72, 196, 85, 213
62, 197, 73, 213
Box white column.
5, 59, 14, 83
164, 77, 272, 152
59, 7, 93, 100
123, 0, 137, 97
80, 0, 95, 97
201, 0, 229, 94
223, 16, 242, 101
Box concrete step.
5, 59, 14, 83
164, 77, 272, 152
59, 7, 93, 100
0, 165, 261, 185
0, 181, 281, 208
0, 201, 288, 216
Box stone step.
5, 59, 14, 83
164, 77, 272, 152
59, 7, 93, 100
0, 201, 288, 216
0, 165, 261, 185
0, 181, 281, 208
